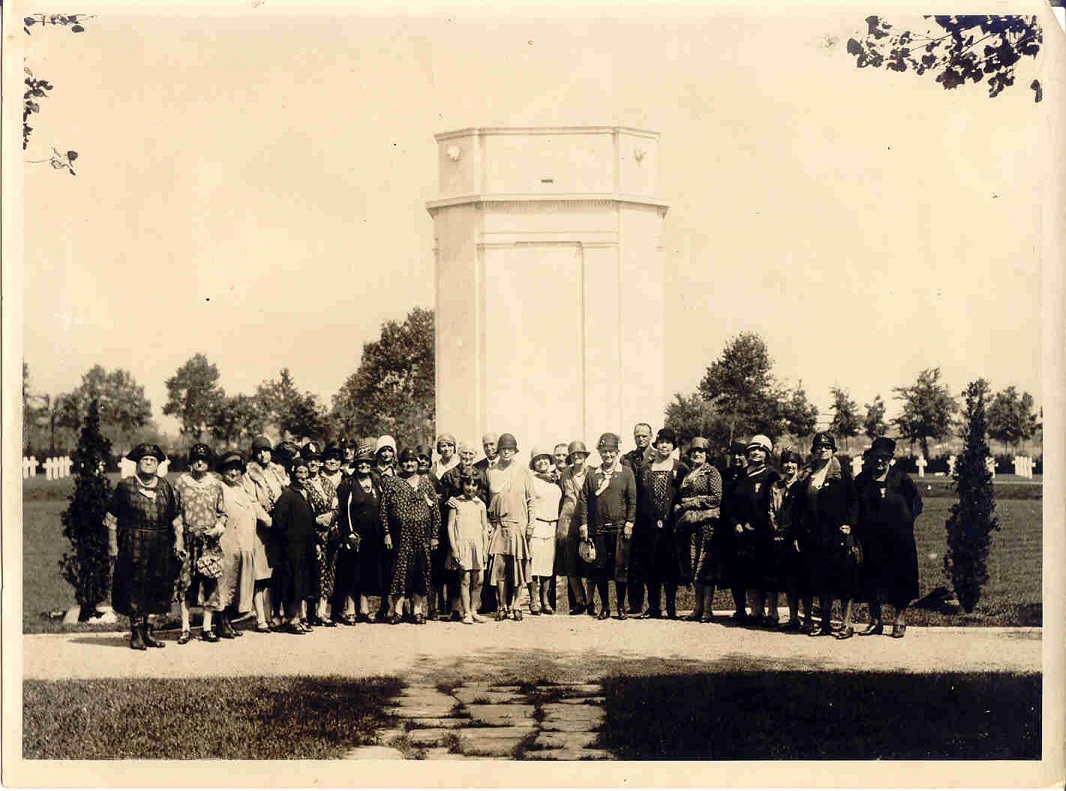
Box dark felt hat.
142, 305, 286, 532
566, 440, 589, 460
655, 428, 677, 447
811, 432, 837, 451
323, 442, 344, 460
251, 435, 273, 453
128, 443, 167, 463
497, 433, 518, 451
188, 442, 213, 464
301, 441, 322, 461
729, 441, 747, 455
869, 436, 897, 457
398, 447, 418, 463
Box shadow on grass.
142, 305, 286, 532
24, 675, 401, 759
601, 670, 1041, 760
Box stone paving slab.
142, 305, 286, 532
406, 716, 466, 729
456, 725, 536, 739
406, 728, 457, 746
452, 688, 523, 705
388, 704, 458, 719
458, 732, 528, 757
464, 703, 536, 726
532, 731, 601, 750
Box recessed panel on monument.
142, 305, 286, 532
428, 127, 668, 458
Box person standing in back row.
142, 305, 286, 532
623, 423, 654, 614
578, 433, 637, 620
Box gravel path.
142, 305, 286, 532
22, 614, 1041, 682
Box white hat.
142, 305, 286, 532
375, 435, 397, 453
747, 434, 773, 454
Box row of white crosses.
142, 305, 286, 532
1013, 455, 1036, 479
21, 456, 74, 479
118, 456, 170, 478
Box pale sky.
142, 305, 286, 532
21, 3, 1056, 435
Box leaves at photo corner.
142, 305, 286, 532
846, 15, 1043, 102
23, 676, 402, 760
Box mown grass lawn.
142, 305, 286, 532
600, 671, 1041, 760
23, 477, 1043, 631
23, 675, 400, 759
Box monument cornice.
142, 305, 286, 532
434, 126, 659, 142
426, 193, 669, 215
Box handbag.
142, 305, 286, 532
578, 537, 597, 564
844, 533, 863, 570
196, 540, 225, 579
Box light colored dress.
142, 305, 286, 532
530, 472, 562, 577
556, 467, 587, 577
485, 461, 534, 587
446, 496, 489, 572
246, 460, 287, 579
219, 476, 267, 613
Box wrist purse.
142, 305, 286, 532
196, 540, 225, 579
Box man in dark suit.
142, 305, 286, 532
623, 423, 654, 612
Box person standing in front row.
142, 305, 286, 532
445, 468, 490, 624
474, 432, 500, 613
485, 433, 534, 621
790, 432, 859, 638
636, 429, 689, 619
578, 433, 637, 620
719, 440, 750, 622
728, 435, 780, 627
107, 444, 184, 651
556, 441, 591, 615
529, 446, 562, 614
854, 436, 922, 639
623, 423, 654, 614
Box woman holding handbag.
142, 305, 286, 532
174, 443, 232, 644
675, 437, 723, 623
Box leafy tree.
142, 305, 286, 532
847, 15, 1043, 102
943, 379, 999, 613
332, 307, 435, 448
210, 394, 266, 450
863, 394, 889, 440
59, 400, 114, 620
663, 393, 730, 457
828, 386, 861, 452
54, 365, 153, 451
163, 353, 224, 442
256, 369, 330, 442
781, 381, 819, 450
697, 332, 785, 443
986, 385, 1038, 453
893, 367, 958, 459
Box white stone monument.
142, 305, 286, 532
427, 127, 668, 453
915, 455, 927, 478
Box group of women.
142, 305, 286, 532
105, 426, 922, 650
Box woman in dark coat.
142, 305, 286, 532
271, 456, 317, 634
718, 441, 749, 622
379, 447, 441, 624
854, 436, 923, 638
767, 448, 804, 630
106, 443, 183, 651
675, 437, 724, 622
635, 428, 689, 619
334, 442, 384, 623
727, 435, 780, 627
789, 432, 860, 638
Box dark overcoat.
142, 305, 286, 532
789, 457, 859, 598
854, 466, 923, 606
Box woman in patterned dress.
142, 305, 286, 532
556, 441, 591, 615
485, 433, 535, 621
106, 443, 184, 651
245, 435, 287, 629
675, 437, 724, 623
302, 442, 340, 626
335, 442, 383, 623
216, 451, 266, 629
635, 429, 689, 620
174, 443, 231, 644
379, 447, 441, 624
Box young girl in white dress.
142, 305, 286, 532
446, 469, 490, 624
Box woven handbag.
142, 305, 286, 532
195, 542, 225, 579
